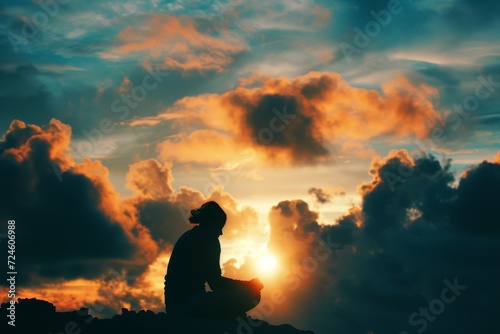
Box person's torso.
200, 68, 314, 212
164, 227, 219, 303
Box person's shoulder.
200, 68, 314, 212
177, 226, 203, 243
171, 229, 198, 254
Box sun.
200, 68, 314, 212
258, 254, 279, 274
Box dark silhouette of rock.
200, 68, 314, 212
1, 298, 315, 334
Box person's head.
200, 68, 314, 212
188, 201, 226, 236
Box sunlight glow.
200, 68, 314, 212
258, 254, 279, 274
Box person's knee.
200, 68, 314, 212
252, 291, 261, 305
240, 288, 261, 310
244, 286, 261, 303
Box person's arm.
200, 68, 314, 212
205, 238, 246, 291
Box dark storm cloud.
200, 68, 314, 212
268, 198, 358, 253
0, 120, 157, 286
300, 74, 338, 100
264, 150, 500, 334
320, 212, 358, 246
359, 151, 456, 236
452, 160, 500, 235
236, 93, 329, 163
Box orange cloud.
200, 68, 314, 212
317, 48, 335, 63
311, 5, 332, 28
357, 149, 416, 195
207, 187, 264, 241
107, 14, 246, 73
237, 72, 273, 88
1, 119, 74, 168
339, 140, 377, 158
154, 72, 442, 165
158, 130, 255, 165
268, 200, 321, 261
125, 118, 163, 127
495, 151, 500, 163
117, 76, 132, 94
0, 119, 159, 287
126, 159, 174, 199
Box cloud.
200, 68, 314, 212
267, 200, 327, 261
158, 130, 250, 165
154, 72, 442, 165
308, 187, 332, 204
0, 119, 158, 286
358, 149, 456, 236
206, 187, 264, 241
104, 14, 246, 73
126, 159, 174, 199
452, 159, 500, 235
311, 5, 332, 28
255, 150, 500, 333
117, 76, 132, 94
317, 47, 336, 64
308, 187, 346, 204
219, 149, 499, 333
232, 93, 330, 163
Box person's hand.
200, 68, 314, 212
248, 277, 264, 291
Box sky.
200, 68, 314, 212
0, 0, 499, 333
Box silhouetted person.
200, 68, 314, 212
164, 201, 263, 319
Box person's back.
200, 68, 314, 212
164, 226, 221, 312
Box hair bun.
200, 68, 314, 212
188, 209, 200, 223
187, 201, 226, 227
